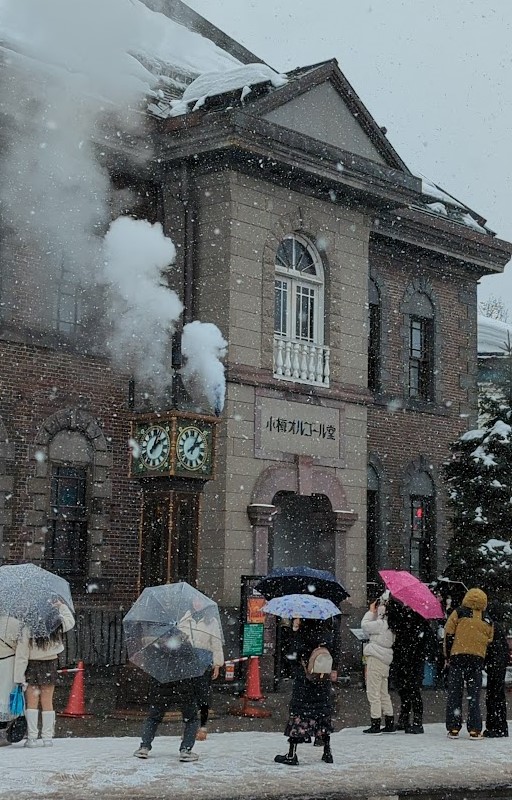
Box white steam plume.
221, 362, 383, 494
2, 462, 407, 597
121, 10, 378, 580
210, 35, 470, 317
181, 321, 227, 415
103, 217, 183, 393
0, 0, 156, 284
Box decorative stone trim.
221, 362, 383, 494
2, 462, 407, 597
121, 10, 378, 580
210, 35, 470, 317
0, 416, 14, 562
26, 408, 112, 580
248, 459, 356, 576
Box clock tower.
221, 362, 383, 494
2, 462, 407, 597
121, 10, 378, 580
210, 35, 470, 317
130, 411, 218, 589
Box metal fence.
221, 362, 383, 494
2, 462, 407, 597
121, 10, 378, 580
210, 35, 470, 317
60, 607, 127, 667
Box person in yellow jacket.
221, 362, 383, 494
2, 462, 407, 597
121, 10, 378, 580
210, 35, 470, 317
444, 588, 493, 739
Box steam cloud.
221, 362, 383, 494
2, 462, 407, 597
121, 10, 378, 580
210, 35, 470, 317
0, 0, 227, 408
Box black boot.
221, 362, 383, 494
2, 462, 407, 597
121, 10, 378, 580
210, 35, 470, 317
395, 712, 409, 732
321, 735, 333, 763
405, 716, 424, 734
363, 718, 382, 735
274, 741, 299, 765
382, 715, 395, 733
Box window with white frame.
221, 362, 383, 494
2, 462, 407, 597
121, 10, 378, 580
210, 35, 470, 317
274, 234, 324, 344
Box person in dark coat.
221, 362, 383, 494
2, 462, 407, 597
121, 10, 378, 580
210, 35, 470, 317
483, 601, 509, 738
133, 676, 201, 761
388, 599, 432, 734
274, 618, 336, 766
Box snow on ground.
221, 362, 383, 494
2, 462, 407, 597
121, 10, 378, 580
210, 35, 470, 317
2, 723, 512, 799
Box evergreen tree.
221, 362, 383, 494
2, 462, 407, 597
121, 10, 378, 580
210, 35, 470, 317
443, 392, 512, 606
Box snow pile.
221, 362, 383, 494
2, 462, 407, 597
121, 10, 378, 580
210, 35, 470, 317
478, 314, 512, 355
0, 726, 511, 799
483, 419, 511, 443
167, 63, 287, 117
470, 445, 497, 467
417, 174, 490, 234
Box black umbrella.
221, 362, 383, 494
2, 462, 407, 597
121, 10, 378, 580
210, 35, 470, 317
255, 566, 349, 605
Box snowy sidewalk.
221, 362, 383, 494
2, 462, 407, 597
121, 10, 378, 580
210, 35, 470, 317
2, 723, 512, 800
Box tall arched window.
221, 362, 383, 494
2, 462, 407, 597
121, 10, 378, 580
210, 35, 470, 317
274, 234, 328, 385
406, 292, 435, 401
47, 431, 92, 581
368, 278, 381, 393
408, 470, 436, 581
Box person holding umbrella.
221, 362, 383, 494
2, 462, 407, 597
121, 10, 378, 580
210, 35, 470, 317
14, 597, 75, 747
124, 582, 224, 762
361, 594, 396, 735
178, 596, 224, 741
262, 594, 340, 766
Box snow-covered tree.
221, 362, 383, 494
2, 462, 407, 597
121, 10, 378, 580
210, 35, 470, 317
443, 392, 512, 606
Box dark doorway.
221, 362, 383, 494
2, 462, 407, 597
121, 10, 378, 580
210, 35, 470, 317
270, 492, 335, 572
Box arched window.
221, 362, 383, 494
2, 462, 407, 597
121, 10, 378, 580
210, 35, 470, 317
368, 278, 381, 393
408, 470, 436, 581
274, 234, 328, 385
47, 431, 92, 580
406, 292, 435, 401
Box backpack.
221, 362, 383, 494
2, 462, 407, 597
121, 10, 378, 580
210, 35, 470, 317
303, 645, 333, 681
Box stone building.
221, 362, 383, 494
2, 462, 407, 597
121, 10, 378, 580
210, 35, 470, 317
0, 2, 510, 674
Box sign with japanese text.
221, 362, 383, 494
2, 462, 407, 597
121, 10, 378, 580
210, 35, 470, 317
256, 396, 341, 462
242, 623, 265, 656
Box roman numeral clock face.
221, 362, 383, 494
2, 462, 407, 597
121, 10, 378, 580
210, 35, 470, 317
139, 425, 171, 470
176, 426, 208, 471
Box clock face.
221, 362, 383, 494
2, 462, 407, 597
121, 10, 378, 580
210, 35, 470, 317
176, 426, 209, 472
139, 425, 171, 470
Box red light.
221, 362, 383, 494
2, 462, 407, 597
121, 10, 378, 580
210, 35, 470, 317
415, 506, 423, 519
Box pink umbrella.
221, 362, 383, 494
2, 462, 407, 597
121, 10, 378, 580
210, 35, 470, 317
379, 570, 443, 619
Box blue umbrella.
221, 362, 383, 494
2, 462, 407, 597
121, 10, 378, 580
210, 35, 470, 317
255, 566, 349, 605
262, 594, 341, 620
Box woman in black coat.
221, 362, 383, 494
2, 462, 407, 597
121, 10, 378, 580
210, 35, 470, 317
388, 599, 433, 734
483, 602, 509, 738
274, 618, 335, 766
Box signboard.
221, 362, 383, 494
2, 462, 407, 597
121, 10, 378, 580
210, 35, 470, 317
240, 575, 275, 656
255, 395, 343, 466
242, 623, 264, 656
247, 596, 266, 624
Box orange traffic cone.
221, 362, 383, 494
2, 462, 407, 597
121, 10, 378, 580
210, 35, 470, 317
59, 661, 92, 718
230, 657, 271, 718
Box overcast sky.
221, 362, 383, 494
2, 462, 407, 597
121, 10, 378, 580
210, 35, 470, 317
187, 0, 512, 308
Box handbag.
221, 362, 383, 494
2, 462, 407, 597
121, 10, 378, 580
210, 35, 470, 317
9, 685, 25, 717
6, 715, 27, 744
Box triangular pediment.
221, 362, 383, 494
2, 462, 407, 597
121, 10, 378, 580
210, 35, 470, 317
252, 61, 409, 173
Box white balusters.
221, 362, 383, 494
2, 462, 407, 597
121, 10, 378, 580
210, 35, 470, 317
273, 336, 330, 387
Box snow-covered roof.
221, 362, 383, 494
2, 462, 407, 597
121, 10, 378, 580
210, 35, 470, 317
159, 63, 287, 117
478, 314, 512, 356
411, 174, 493, 236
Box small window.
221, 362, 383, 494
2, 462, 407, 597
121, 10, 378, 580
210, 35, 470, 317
56, 262, 83, 336
48, 466, 88, 579
409, 317, 434, 400
409, 494, 435, 581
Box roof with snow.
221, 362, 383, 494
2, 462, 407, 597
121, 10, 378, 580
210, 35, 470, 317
478, 314, 512, 356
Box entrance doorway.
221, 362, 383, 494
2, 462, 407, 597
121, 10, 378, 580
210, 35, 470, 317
139, 483, 200, 589
270, 492, 336, 573
269, 492, 336, 682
